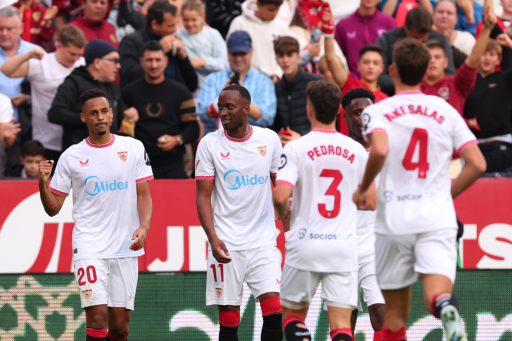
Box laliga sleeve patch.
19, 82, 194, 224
362, 112, 371, 132
278, 154, 287, 170
144, 150, 151, 166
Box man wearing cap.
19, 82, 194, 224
197, 30, 277, 134
49, 39, 138, 151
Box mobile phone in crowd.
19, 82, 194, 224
229, 71, 240, 85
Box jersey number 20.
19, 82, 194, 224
403, 128, 429, 178
318, 169, 343, 219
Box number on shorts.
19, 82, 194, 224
77, 265, 97, 286
210, 264, 224, 282
318, 169, 343, 219
403, 128, 429, 178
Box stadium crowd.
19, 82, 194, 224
0, 0, 511, 178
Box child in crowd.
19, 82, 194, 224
6, 140, 45, 178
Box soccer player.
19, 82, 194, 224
353, 38, 486, 341
38, 88, 154, 341
273, 80, 377, 341
341, 88, 385, 340
195, 84, 284, 341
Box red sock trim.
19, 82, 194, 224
219, 310, 240, 328
374, 330, 383, 341
260, 296, 282, 316
431, 293, 440, 318
382, 326, 406, 341
107, 332, 128, 341
86, 328, 107, 337
330, 327, 353, 339
283, 315, 305, 330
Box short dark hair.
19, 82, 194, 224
143, 40, 166, 55
306, 80, 341, 124
22, 140, 45, 157
341, 88, 375, 109
392, 38, 431, 86
425, 40, 446, 55
359, 45, 385, 62
59, 26, 87, 48
223, 84, 251, 103
405, 7, 433, 34
258, 0, 284, 6
146, 0, 177, 28
274, 36, 300, 55
80, 88, 108, 109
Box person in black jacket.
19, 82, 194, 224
118, 0, 198, 92
273, 36, 321, 146
49, 40, 139, 151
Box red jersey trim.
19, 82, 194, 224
224, 126, 253, 142
363, 127, 387, 135
366, 147, 372, 152
312, 129, 338, 133
85, 134, 115, 148
196, 176, 215, 180
270, 172, 277, 176
136, 175, 154, 183
49, 187, 69, 196
457, 139, 478, 153
395, 90, 422, 96
276, 180, 294, 188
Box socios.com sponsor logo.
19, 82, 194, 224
298, 228, 307, 239
308, 233, 352, 240
84, 176, 129, 196
223, 170, 269, 190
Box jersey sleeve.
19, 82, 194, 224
452, 112, 478, 153
270, 132, 283, 176
276, 143, 299, 188
49, 155, 71, 196
195, 138, 215, 179
135, 141, 154, 183
362, 104, 387, 136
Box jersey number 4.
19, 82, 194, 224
318, 169, 343, 219
77, 266, 97, 286
403, 128, 429, 178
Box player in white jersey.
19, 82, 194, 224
195, 84, 284, 341
353, 39, 486, 341
38, 89, 153, 341
273, 80, 377, 341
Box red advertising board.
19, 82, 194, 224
0, 179, 510, 273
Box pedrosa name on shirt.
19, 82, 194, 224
84, 176, 129, 196
384, 105, 445, 124
223, 170, 269, 190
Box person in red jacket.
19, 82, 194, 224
68, 0, 118, 47
13, 0, 58, 48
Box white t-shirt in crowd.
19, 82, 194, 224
28, 53, 85, 152
0, 92, 13, 123
452, 31, 476, 56
276, 129, 368, 273
362, 91, 477, 236
49, 134, 154, 260
195, 126, 282, 251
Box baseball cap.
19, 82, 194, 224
227, 31, 252, 54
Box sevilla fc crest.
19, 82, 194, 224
118, 151, 128, 162
82, 289, 93, 301
215, 287, 222, 299
257, 146, 267, 157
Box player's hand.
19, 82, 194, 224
130, 226, 148, 251
278, 127, 301, 146
30, 48, 45, 60
210, 236, 232, 263
159, 35, 175, 54
157, 134, 179, 151
123, 107, 139, 123
352, 187, 369, 210
39, 160, 53, 183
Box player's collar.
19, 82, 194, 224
312, 129, 338, 133
224, 126, 253, 143
395, 90, 422, 95
85, 134, 116, 148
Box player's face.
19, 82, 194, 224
81, 97, 113, 136
21, 155, 45, 178
344, 97, 373, 140
405, 29, 430, 43
426, 47, 447, 81
479, 49, 501, 75
83, 0, 108, 22
217, 90, 249, 131
276, 51, 300, 77
358, 51, 384, 83
141, 49, 168, 80
433, 1, 458, 30
228, 50, 252, 74
57, 43, 85, 68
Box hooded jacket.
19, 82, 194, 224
48, 66, 123, 150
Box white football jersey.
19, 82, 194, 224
195, 126, 282, 251
49, 135, 154, 260
276, 129, 369, 272
362, 91, 477, 236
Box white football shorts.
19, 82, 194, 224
74, 257, 138, 310
206, 245, 281, 306
375, 229, 457, 290
280, 264, 358, 310
356, 260, 385, 311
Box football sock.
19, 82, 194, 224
382, 326, 406, 341
330, 328, 353, 341
283, 316, 311, 341
374, 330, 383, 341
106, 332, 128, 341
219, 310, 240, 341
260, 296, 283, 341
86, 328, 107, 340
432, 294, 459, 318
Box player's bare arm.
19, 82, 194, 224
451, 144, 486, 199
38, 160, 66, 216
273, 183, 292, 221
130, 181, 153, 251
323, 11, 348, 88
196, 179, 232, 263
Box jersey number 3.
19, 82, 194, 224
403, 128, 429, 178
318, 169, 343, 219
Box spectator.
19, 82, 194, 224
227, 0, 298, 80
464, 37, 512, 174
434, 0, 476, 57
107, 0, 140, 42
421, 6, 495, 116
380, 0, 434, 27
455, 0, 483, 36
48, 39, 137, 150
12, 0, 58, 49
197, 30, 276, 134
335, 0, 396, 79
205, 0, 242, 39
122, 41, 199, 178
176, 0, 229, 94
273, 36, 321, 145
5, 139, 44, 177
0, 92, 19, 148
0, 7, 40, 121
376, 6, 455, 96
68, 0, 119, 47
119, 1, 198, 92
